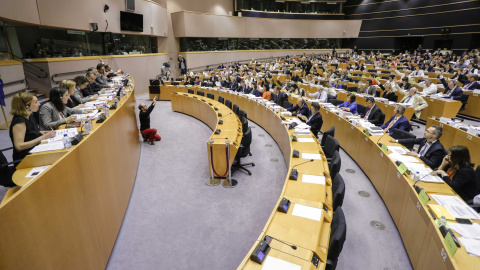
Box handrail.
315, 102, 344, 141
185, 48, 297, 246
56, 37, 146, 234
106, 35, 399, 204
2, 79, 26, 88
51, 70, 88, 84
7, 52, 49, 79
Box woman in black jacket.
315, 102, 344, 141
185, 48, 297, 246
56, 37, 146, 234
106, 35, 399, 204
434, 145, 477, 203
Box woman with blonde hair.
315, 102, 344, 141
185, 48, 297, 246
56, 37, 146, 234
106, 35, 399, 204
9, 92, 56, 163
60, 80, 84, 109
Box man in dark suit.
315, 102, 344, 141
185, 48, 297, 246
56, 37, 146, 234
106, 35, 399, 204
398, 77, 411, 91
229, 77, 238, 91
439, 76, 463, 100
463, 74, 480, 90
298, 102, 323, 138
380, 105, 410, 135
360, 97, 384, 126
236, 80, 250, 94
359, 80, 377, 96
390, 125, 446, 169
287, 97, 310, 117
83, 71, 107, 96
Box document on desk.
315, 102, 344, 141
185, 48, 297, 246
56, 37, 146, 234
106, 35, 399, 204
25, 166, 50, 178
301, 153, 321, 160
298, 138, 315, 143
403, 163, 444, 183
41, 128, 78, 143
388, 152, 421, 163
29, 141, 65, 154
291, 204, 323, 221
459, 238, 480, 257
262, 256, 301, 270
430, 194, 480, 220
387, 146, 408, 155
301, 174, 326, 185
449, 223, 480, 240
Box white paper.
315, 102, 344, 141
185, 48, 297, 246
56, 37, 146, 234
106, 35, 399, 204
448, 223, 480, 240
41, 128, 78, 143
291, 204, 323, 221
301, 153, 321, 160
25, 166, 50, 178
298, 138, 315, 143
444, 205, 480, 220
431, 194, 468, 207
302, 174, 326, 185
29, 141, 65, 153
387, 146, 408, 155
262, 256, 301, 270
388, 152, 421, 163
459, 238, 480, 257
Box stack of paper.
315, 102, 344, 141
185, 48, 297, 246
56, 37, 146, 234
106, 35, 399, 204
448, 223, 480, 239
291, 204, 323, 221
388, 152, 421, 163
301, 174, 325, 185
41, 128, 78, 143
301, 153, 321, 160
430, 194, 480, 220
459, 238, 480, 257
29, 141, 65, 153
387, 146, 408, 155
262, 256, 301, 270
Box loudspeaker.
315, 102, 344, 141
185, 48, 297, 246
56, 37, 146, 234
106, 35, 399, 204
90, 23, 98, 32
126, 0, 135, 11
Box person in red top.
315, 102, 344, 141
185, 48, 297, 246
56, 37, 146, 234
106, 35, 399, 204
138, 96, 161, 145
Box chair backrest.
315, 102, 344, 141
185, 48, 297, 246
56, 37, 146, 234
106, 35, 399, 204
378, 113, 386, 126
188, 89, 194, 94
233, 104, 240, 116
324, 135, 340, 159
356, 104, 366, 115
321, 126, 335, 146
197, 90, 205, 97
283, 101, 293, 109
206, 93, 214, 99
239, 109, 247, 120
392, 94, 398, 102
475, 165, 480, 194
171, 81, 179, 86
375, 91, 381, 97
391, 128, 416, 150
225, 99, 233, 110
331, 100, 344, 106
239, 127, 253, 158
242, 117, 248, 134
329, 150, 341, 180
332, 174, 346, 211
218, 96, 225, 104
328, 206, 347, 265
271, 93, 277, 102
0, 149, 15, 187
347, 87, 358, 92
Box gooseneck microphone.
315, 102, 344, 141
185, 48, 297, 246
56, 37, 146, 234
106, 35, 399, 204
290, 159, 314, 180
268, 235, 297, 250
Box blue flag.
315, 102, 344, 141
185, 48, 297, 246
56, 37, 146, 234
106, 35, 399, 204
0, 77, 5, 107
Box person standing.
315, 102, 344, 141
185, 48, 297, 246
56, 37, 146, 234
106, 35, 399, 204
178, 55, 187, 76
139, 96, 161, 145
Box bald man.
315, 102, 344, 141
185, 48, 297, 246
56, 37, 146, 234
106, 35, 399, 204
287, 97, 310, 117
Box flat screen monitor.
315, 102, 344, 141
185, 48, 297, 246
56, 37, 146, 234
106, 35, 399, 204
120, 11, 143, 32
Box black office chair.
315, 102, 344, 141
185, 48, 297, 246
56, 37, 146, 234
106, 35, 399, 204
0, 147, 18, 187
188, 89, 194, 94
218, 96, 225, 104
242, 117, 248, 135
176, 78, 183, 81
271, 93, 277, 102
324, 135, 340, 161
356, 104, 366, 115
225, 99, 233, 110
232, 104, 240, 116
171, 81, 180, 86
283, 101, 293, 109
239, 109, 247, 120
326, 206, 347, 270
375, 91, 381, 97
232, 127, 255, 175
330, 100, 344, 106
377, 112, 386, 126
206, 93, 214, 99
321, 126, 335, 147
332, 174, 345, 211
391, 128, 416, 150
346, 87, 358, 92
459, 94, 469, 112
392, 94, 398, 103
329, 150, 341, 181
197, 90, 205, 97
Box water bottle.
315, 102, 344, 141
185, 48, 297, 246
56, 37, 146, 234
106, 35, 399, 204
414, 171, 420, 182
438, 216, 447, 227
84, 117, 92, 135
63, 134, 72, 149
104, 104, 109, 117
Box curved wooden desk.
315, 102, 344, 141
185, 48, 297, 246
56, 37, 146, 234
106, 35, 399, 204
0, 83, 140, 269
171, 93, 242, 178
184, 88, 333, 269
318, 106, 480, 270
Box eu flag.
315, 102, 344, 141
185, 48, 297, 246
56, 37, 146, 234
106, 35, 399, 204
0, 77, 5, 106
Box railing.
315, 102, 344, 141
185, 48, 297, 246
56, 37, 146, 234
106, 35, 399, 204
7, 52, 49, 79
3, 79, 28, 97
51, 70, 88, 84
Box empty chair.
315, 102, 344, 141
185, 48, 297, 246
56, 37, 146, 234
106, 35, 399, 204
391, 128, 416, 150
0, 147, 18, 187
459, 94, 469, 111
218, 96, 225, 104
206, 93, 214, 99
378, 113, 386, 126
392, 94, 398, 103
329, 150, 341, 181
332, 174, 345, 211
232, 127, 255, 175
225, 99, 233, 110
232, 104, 240, 116
356, 104, 366, 115
239, 109, 247, 120
330, 100, 344, 106
324, 135, 340, 160
321, 126, 335, 147
242, 117, 248, 135
283, 101, 293, 109
188, 89, 194, 94
197, 90, 205, 97
326, 206, 347, 270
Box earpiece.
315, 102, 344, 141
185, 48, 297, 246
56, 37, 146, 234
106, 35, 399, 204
18, 93, 29, 109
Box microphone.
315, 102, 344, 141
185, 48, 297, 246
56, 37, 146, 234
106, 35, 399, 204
268, 235, 297, 250
413, 171, 435, 193
218, 112, 233, 124
376, 131, 387, 147
291, 127, 309, 142
290, 159, 314, 180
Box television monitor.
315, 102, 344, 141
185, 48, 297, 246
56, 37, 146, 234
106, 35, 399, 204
120, 11, 143, 32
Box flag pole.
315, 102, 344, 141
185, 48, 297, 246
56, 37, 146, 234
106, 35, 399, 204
0, 105, 8, 129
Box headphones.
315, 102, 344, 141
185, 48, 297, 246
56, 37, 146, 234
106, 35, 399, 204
18, 93, 29, 109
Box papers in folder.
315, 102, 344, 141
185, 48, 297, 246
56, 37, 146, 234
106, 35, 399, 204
29, 141, 64, 154
430, 194, 480, 220
262, 256, 301, 270
291, 204, 323, 221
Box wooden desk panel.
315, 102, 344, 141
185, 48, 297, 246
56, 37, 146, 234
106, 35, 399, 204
460, 91, 480, 118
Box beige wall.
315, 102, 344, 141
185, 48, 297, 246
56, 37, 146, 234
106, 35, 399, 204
172, 11, 361, 38
1, 0, 168, 36
0, 63, 28, 125
167, 0, 232, 15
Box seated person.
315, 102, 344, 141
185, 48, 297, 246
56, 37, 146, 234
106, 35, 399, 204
73, 76, 97, 104
297, 102, 323, 138
289, 84, 304, 96
84, 71, 107, 97
262, 87, 271, 101
39, 87, 88, 130
9, 93, 56, 165
395, 86, 428, 119
338, 93, 358, 114
96, 63, 110, 85
434, 145, 477, 203
308, 85, 328, 103
60, 80, 85, 109
379, 83, 397, 102
236, 80, 249, 94
359, 97, 384, 126
397, 77, 412, 91
381, 105, 409, 135
439, 75, 463, 100
463, 74, 480, 90
390, 125, 445, 169
358, 79, 377, 96
287, 97, 309, 117
417, 78, 437, 95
